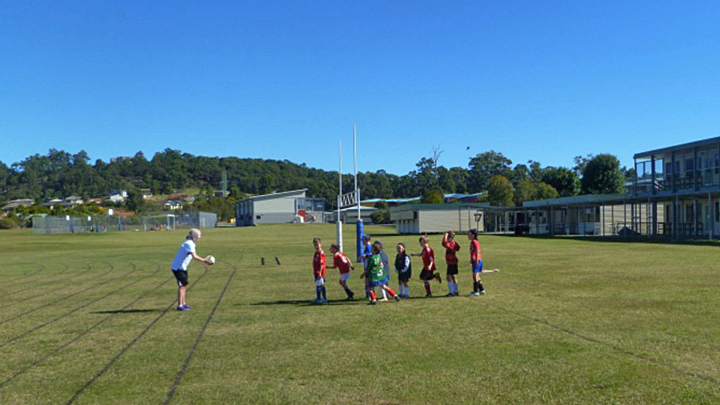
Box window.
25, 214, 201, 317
256, 215, 261, 220
665, 162, 672, 175
715, 202, 719, 222
686, 158, 694, 171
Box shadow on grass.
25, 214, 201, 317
90, 308, 165, 314
249, 295, 449, 306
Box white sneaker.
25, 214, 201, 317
478, 290, 485, 295
468, 292, 480, 297
379, 297, 389, 302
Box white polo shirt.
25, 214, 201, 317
171, 240, 196, 271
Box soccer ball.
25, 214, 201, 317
208, 255, 216, 265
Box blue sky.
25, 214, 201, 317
2, 1, 720, 175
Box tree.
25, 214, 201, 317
573, 154, 594, 176
421, 188, 444, 204
535, 182, 559, 199
468, 151, 512, 192
370, 209, 391, 224
541, 167, 580, 196
581, 154, 625, 194
487, 175, 514, 206
510, 164, 530, 188
513, 179, 536, 206
126, 188, 145, 213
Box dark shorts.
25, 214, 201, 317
172, 270, 189, 287
420, 269, 435, 281
446, 263, 459, 276
398, 269, 412, 282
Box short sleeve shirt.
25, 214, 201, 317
333, 252, 352, 274
172, 240, 196, 271
313, 249, 326, 277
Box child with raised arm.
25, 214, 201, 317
411, 236, 441, 297
328, 243, 355, 300
394, 242, 412, 298
442, 230, 461, 297
312, 237, 328, 304
366, 243, 400, 305
171, 228, 213, 311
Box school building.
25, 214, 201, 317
390, 136, 720, 239
235, 189, 326, 226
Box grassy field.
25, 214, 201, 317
1, 224, 720, 404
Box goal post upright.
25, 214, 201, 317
337, 139, 343, 253
354, 124, 363, 264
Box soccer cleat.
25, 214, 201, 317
435, 274, 443, 284
176, 305, 187, 311
182, 303, 191, 309
425, 293, 432, 298
318, 298, 328, 304
478, 290, 485, 295
469, 292, 480, 297
444, 293, 453, 297
346, 296, 355, 301
394, 295, 401, 302
380, 297, 389, 302
368, 300, 377, 305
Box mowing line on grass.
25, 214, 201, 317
1, 263, 126, 325
63, 266, 212, 405
0, 263, 163, 349
163, 259, 239, 405
498, 306, 720, 386
6, 263, 91, 299
2, 264, 46, 284
0, 269, 177, 390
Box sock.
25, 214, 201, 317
449, 281, 455, 294
405, 286, 409, 296
321, 286, 327, 300
424, 283, 431, 294
316, 287, 322, 300
369, 291, 377, 301
473, 281, 479, 293
454, 281, 459, 294
386, 288, 396, 297
398, 285, 402, 295
478, 282, 485, 292
382, 289, 388, 299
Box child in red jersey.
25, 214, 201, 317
312, 237, 327, 304
467, 229, 485, 296
411, 236, 442, 297
442, 230, 461, 297
328, 243, 355, 300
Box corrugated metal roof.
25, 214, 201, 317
634, 136, 720, 159
522, 194, 626, 208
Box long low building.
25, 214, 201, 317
235, 189, 326, 226
390, 203, 488, 234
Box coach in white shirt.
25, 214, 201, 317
171, 228, 212, 311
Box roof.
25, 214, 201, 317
390, 203, 490, 212
239, 189, 308, 202
634, 136, 720, 159
361, 197, 420, 204
522, 194, 627, 208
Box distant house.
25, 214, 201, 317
110, 156, 132, 163
169, 194, 195, 203
109, 190, 128, 203
1, 198, 35, 211
85, 198, 103, 205
141, 190, 153, 200
40, 198, 64, 208
164, 200, 184, 210
64, 196, 84, 206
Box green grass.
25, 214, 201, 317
1, 224, 720, 404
